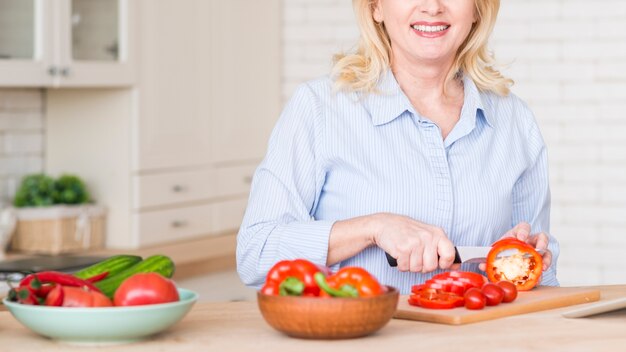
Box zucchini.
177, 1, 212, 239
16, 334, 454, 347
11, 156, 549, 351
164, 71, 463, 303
95, 254, 176, 298
74, 255, 143, 280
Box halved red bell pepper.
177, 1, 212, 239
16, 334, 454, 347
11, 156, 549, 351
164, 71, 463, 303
261, 259, 326, 296
486, 238, 543, 291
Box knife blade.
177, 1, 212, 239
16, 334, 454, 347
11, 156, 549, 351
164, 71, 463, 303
384, 246, 545, 267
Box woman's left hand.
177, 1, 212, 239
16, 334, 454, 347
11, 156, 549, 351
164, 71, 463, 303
478, 222, 552, 272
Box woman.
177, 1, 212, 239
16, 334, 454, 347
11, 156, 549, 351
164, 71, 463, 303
237, 0, 559, 294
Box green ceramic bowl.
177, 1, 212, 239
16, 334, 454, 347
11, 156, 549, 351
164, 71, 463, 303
2, 288, 198, 345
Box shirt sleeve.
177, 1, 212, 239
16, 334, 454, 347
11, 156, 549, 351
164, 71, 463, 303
511, 109, 560, 286
236, 83, 334, 288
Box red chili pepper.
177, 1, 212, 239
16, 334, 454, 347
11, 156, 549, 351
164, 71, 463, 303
316, 267, 385, 298
35, 283, 56, 298
85, 271, 109, 283
261, 259, 326, 296
19, 271, 102, 293
10, 287, 43, 305
486, 238, 543, 291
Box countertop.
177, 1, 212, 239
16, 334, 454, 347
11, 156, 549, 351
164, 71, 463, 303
0, 285, 625, 351
3, 232, 238, 281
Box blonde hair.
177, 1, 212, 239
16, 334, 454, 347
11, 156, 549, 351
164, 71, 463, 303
332, 0, 513, 96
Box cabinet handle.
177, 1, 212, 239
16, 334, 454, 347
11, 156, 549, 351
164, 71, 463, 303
60, 67, 71, 77
172, 185, 185, 192
48, 66, 58, 76
171, 220, 188, 228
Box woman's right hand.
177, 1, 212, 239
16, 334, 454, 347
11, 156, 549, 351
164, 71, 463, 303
372, 213, 457, 273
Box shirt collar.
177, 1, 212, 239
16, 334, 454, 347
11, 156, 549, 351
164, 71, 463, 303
362, 68, 492, 128
362, 69, 415, 126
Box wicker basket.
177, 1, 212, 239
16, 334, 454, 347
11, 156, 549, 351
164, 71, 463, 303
8, 205, 106, 255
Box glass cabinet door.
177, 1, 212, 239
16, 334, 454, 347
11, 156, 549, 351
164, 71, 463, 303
0, 0, 36, 60
70, 0, 119, 62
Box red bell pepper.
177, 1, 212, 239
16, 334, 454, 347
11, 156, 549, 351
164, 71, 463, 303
261, 259, 326, 296
315, 267, 385, 298
485, 238, 543, 291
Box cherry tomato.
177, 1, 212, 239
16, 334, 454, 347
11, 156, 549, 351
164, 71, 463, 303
464, 288, 486, 310
496, 280, 518, 303
62, 286, 112, 307
481, 283, 504, 306
113, 272, 179, 306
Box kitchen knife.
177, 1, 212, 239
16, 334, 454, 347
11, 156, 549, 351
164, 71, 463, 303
384, 246, 545, 267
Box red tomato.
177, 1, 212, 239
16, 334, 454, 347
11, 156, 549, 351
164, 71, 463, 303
481, 283, 504, 306
62, 286, 112, 307
114, 273, 179, 306
496, 281, 518, 303
464, 288, 486, 310
44, 285, 64, 306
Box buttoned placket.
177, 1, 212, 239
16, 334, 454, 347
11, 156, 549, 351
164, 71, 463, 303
417, 118, 454, 235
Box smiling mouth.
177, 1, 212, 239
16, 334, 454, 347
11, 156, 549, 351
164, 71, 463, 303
411, 24, 450, 33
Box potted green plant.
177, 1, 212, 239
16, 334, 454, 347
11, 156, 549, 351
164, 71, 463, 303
6, 173, 106, 254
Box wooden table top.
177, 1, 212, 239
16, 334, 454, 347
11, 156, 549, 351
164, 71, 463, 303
1, 285, 625, 351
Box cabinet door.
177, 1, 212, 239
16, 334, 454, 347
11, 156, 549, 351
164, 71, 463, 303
0, 0, 54, 86
55, 0, 135, 87
135, 0, 213, 171
209, 0, 281, 163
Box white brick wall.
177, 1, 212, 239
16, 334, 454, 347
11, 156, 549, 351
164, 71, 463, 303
0, 89, 45, 206
282, 0, 626, 286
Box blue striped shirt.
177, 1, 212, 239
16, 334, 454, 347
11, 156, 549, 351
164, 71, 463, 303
237, 69, 559, 294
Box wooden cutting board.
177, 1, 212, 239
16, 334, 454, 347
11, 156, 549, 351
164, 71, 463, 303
394, 286, 601, 325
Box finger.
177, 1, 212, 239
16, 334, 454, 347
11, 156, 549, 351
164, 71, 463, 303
541, 249, 552, 271
396, 257, 409, 272
478, 263, 486, 271
528, 232, 549, 251
437, 238, 456, 270
421, 241, 439, 273
409, 246, 423, 273
512, 222, 531, 242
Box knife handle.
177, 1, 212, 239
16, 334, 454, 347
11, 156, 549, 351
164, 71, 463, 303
385, 248, 463, 267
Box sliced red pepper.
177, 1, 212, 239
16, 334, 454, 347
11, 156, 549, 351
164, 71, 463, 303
261, 259, 326, 296
409, 288, 464, 309
319, 267, 384, 298
486, 238, 543, 291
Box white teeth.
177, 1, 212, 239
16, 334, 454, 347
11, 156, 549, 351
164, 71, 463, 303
412, 24, 449, 33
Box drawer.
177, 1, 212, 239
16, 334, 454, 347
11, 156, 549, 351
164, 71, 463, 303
134, 204, 214, 247
134, 169, 215, 209
211, 198, 248, 234
215, 164, 256, 198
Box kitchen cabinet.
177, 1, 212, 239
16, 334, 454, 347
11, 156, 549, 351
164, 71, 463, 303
45, 0, 281, 249
0, 0, 135, 87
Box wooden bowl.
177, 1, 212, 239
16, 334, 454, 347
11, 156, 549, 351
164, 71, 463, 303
257, 286, 399, 339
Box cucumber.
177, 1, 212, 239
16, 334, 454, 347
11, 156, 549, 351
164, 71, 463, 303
74, 255, 143, 280
95, 254, 176, 298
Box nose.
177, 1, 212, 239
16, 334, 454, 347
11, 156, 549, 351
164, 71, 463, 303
419, 0, 444, 16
